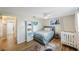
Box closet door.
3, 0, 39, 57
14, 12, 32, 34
0, 20, 3, 50
0, 20, 3, 38
7, 22, 15, 48
7, 22, 14, 35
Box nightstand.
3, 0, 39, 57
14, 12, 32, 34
54, 33, 60, 39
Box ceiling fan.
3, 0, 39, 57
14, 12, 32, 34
42, 10, 58, 19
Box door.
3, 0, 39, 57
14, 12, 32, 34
0, 20, 3, 50
7, 22, 14, 34
0, 16, 16, 50
0, 20, 3, 38
7, 22, 15, 48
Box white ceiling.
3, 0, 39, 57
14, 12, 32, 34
0, 7, 77, 17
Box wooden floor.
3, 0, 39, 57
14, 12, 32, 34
0, 37, 78, 51
50, 39, 77, 51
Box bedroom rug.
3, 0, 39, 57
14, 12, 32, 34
23, 40, 61, 51
40, 43, 61, 51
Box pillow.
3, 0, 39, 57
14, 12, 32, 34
44, 28, 50, 31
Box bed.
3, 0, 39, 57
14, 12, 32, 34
33, 30, 54, 45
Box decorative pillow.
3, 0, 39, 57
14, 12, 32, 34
44, 28, 50, 31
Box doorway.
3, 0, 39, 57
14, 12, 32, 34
0, 16, 16, 50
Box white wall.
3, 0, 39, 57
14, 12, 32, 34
60, 15, 75, 32
32, 18, 43, 32
41, 18, 50, 26
16, 16, 25, 44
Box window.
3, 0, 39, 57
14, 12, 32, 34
77, 13, 79, 32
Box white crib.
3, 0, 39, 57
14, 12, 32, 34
61, 32, 77, 49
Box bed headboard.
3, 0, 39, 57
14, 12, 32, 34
44, 26, 55, 31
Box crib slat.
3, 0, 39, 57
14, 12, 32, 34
61, 32, 76, 48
